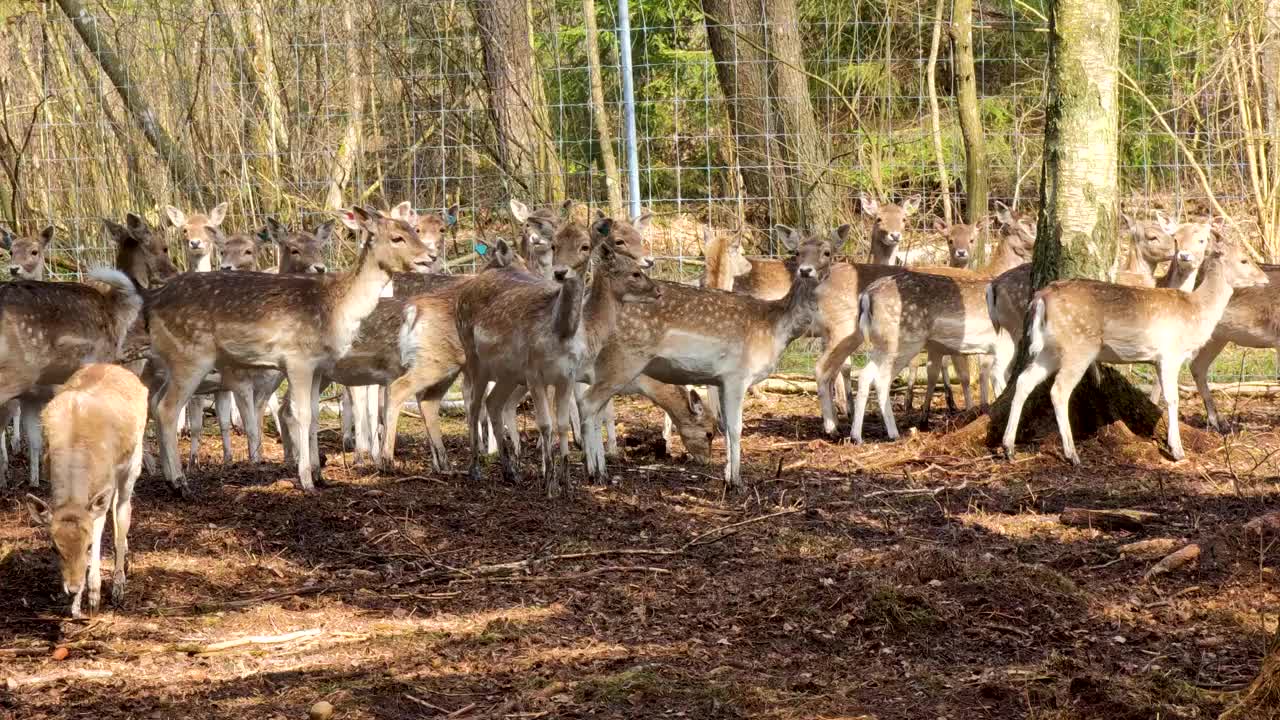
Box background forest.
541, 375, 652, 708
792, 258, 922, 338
0, 0, 1277, 276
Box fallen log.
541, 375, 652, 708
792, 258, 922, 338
1060, 508, 1158, 532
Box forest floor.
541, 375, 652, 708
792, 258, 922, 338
1, 383, 1278, 720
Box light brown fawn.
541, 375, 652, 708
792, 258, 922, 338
578, 227, 835, 490
2, 224, 53, 280
1001, 225, 1267, 464
1114, 213, 1177, 287
860, 193, 921, 265
25, 364, 148, 618
144, 206, 433, 493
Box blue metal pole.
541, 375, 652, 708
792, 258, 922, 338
617, 0, 642, 220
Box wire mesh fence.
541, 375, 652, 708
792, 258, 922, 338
0, 0, 1276, 381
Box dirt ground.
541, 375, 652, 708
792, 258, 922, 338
1, 386, 1278, 720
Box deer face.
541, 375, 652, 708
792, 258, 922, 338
1172, 223, 1211, 268
266, 218, 332, 274
933, 219, 982, 267
106, 213, 179, 287
590, 211, 656, 269
217, 233, 263, 271
674, 389, 713, 464
346, 207, 434, 274
553, 220, 593, 272
25, 488, 112, 601
861, 193, 919, 249
166, 202, 228, 266
596, 241, 662, 304
1124, 214, 1176, 267
994, 202, 1037, 257
726, 235, 753, 277
390, 201, 452, 273
2, 225, 53, 279
775, 224, 841, 281
1203, 227, 1269, 289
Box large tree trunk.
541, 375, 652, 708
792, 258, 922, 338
701, 0, 783, 224
54, 0, 208, 205
982, 0, 1158, 449
471, 0, 564, 203
926, 0, 952, 225
765, 0, 836, 230
325, 6, 365, 211
582, 0, 624, 217
951, 0, 986, 236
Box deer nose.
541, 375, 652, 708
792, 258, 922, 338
8, 266, 19, 277
642, 256, 656, 269
798, 266, 814, 278
311, 265, 327, 274
955, 249, 969, 258
189, 239, 202, 249
887, 232, 901, 244
1177, 251, 1192, 262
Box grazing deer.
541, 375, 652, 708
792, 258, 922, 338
578, 227, 835, 490
24, 364, 147, 618
1001, 226, 1267, 464
860, 193, 921, 266
852, 269, 1001, 443
0, 269, 143, 489
145, 207, 433, 493
457, 241, 662, 496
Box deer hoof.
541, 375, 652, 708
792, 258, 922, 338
111, 580, 126, 606
171, 481, 194, 500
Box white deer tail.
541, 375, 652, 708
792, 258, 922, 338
985, 282, 1001, 335
89, 267, 141, 303
398, 304, 421, 368
857, 290, 873, 342
1027, 296, 1047, 358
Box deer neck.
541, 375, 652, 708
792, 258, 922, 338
704, 240, 732, 290
1165, 260, 1199, 292
770, 275, 821, 344
583, 272, 623, 355
869, 237, 898, 266
188, 252, 213, 273
329, 248, 394, 353
552, 274, 586, 340
984, 237, 1023, 276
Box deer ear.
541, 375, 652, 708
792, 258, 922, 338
208, 202, 229, 227
591, 217, 614, 242
932, 218, 948, 234
632, 211, 653, 233
0, 225, 13, 252
314, 221, 336, 247
687, 389, 705, 419
595, 238, 618, 266
86, 486, 113, 517
901, 196, 921, 216
560, 199, 578, 220
102, 219, 126, 243
446, 204, 460, 226
509, 199, 531, 223
265, 216, 287, 240
994, 201, 1012, 225
390, 201, 417, 224
772, 224, 800, 252
834, 224, 852, 244
340, 209, 365, 232
860, 193, 879, 218
126, 213, 149, 233
164, 205, 186, 228
24, 493, 51, 526
38, 225, 55, 249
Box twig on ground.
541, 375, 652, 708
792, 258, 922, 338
862, 481, 970, 498
5, 669, 112, 690
173, 628, 323, 654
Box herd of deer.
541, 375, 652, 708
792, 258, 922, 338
3, 193, 1278, 617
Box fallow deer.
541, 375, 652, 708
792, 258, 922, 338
144, 206, 433, 493
1158, 221, 1211, 292
1001, 226, 1267, 464
578, 227, 835, 490
216, 229, 268, 271
24, 364, 148, 618
1114, 213, 1177, 287
0, 269, 143, 489
0, 225, 53, 465
860, 193, 921, 266
1187, 281, 1280, 431
457, 241, 662, 496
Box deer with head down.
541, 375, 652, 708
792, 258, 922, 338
24, 364, 148, 618
1002, 225, 1267, 464
145, 206, 434, 493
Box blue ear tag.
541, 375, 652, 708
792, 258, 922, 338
475, 242, 488, 256
257, 230, 269, 241
446, 212, 458, 226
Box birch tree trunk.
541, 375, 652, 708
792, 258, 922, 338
471, 0, 564, 203
927, 0, 952, 225
983, 0, 1157, 448
765, 0, 835, 230
54, 0, 207, 205
582, 0, 624, 216
951, 0, 985, 232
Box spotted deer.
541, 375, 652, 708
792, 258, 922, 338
860, 193, 921, 266
144, 206, 433, 493
457, 241, 662, 496
24, 364, 147, 618
0, 269, 143, 489
216, 229, 268, 272
1158, 221, 1211, 292
0, 225, 54, 465
1002, 227, 1267, 464
1114, 213, 1177, 287
1187, 281, 1280, 431
578, 227, 835, 490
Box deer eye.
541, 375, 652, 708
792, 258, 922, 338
632, 272, 642, 279
392, 235, 405, 244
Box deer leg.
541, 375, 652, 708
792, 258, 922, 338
991, 332, 1016, 393
952, 355, 973, 410
921, 353, 943, 428
155, 363, 207, 498
816, 334, 859, 437
1160, 358, 1186, 461
529, 384, 553, 484
185, 398, 203, 468
579, 363, 639, 485
852, 357, 878, 445
111, 441, 142, 607
1002, 352, 1057, 459
879, 354, 911, 441
486, 378, 522, 484
21, 399, 43, 488
1191, 338, 1229, 433
340, 388, 355, 451
381, 376, 413, 468
904, 358, 920, 414
978, 355, 994, 406
1147, 362, 1164, 406
463, 370, 490, 483
603, 399, 619, 457
552, 379, 575, 496
719, 378, 747, 491
284, 366, 319, 492
83, 511, 108, 617
215, 391, 234, 464
1049, 356, 1091, 465
7, 400, 19, 453
569, 388, 584, 447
